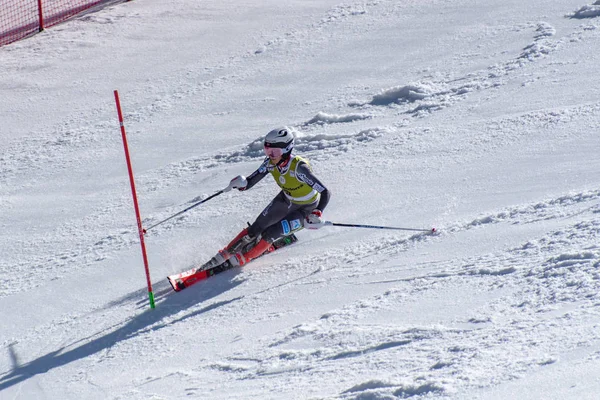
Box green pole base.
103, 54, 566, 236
148, 291, 156, 309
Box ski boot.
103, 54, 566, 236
229, 239, 274, 267
200, 228, 259, 270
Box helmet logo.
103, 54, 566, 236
279, 176, 286, 184
277, 129, 287, 136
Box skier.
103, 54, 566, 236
203, 126, 330, 269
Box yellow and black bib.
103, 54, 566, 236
269, 156, 319, 205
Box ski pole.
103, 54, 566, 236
324, 221, 436, 233
143, 190, 224, 234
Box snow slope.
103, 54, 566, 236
1, 0, 600, 399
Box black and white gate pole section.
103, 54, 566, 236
114, 90, 155, 309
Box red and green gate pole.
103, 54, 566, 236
114, 90, 155, 309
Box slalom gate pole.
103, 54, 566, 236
325, 221, 436, 233
142, 189, 224, 234
114, 90, 155, 309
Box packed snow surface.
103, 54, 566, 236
1, 0, 600, 399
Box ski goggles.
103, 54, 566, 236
263, 145, 284, 158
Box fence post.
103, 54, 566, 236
37, 0, 44, 32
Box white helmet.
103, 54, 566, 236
264, 126, 295, 157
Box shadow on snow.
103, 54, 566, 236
0, 269, 244, 392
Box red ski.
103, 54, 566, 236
167, 234, 298, 292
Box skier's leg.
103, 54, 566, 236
224, 227, 259, 254
261, 209, 307, 242
230, 192, 292, 256
202, 193, 289, 269
230, 239, 273, 267
246, 192, 291, 238
202, 227, 254, 269
226, 228, 249, 250
231, 206, 313, 267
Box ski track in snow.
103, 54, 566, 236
341, 20, 592, 118
2, 187, 598, 398
2, 2, 600, 399
133, 203, 598, 399
3, 6, 600, 299
185, 209, 600, 399
2, 2, 595, 187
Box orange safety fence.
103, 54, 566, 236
0, 0, 115, 46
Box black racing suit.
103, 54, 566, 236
243, 155, 330, 243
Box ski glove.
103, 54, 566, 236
305, 209, 325, 230
225, 175, 248, 192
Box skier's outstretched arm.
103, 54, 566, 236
227, 158, 270, 192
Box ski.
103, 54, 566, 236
167, 234, 298, 292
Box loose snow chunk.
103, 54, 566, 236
305, 111, 371, 125
393, 382, 446, 397
370, 84, 431, 105
571, 4, 600, 19
343, 380, 397, 393
534, 22, 556, 38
